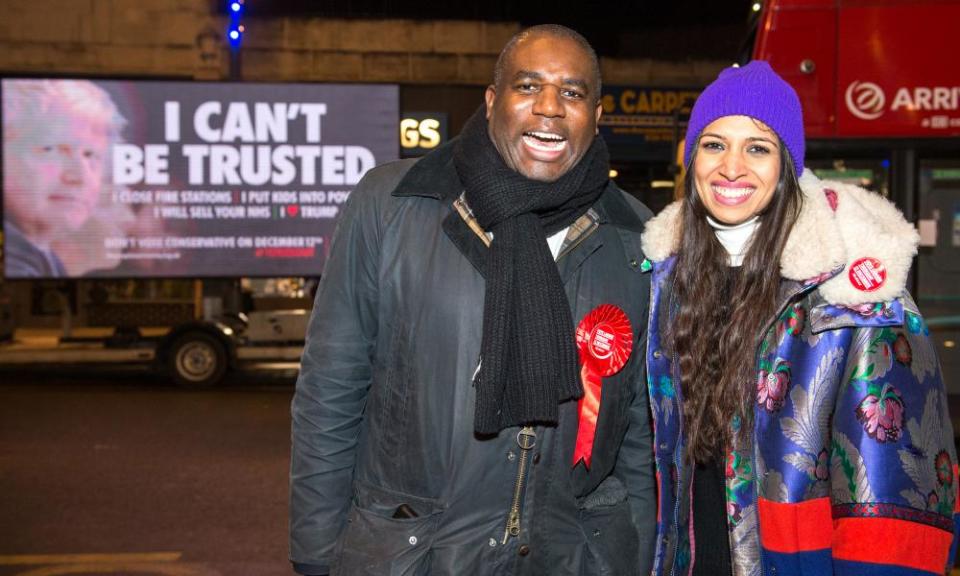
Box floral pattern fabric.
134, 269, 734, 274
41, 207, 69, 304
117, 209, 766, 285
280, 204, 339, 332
645, 257, 959, 576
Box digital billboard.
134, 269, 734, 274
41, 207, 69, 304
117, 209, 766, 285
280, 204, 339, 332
1, 79, 399, 278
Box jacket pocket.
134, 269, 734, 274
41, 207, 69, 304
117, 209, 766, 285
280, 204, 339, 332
579, 476, 640, 576
332, 482, 442, 576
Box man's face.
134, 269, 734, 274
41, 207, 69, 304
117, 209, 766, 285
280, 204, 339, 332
4, 104, 109, 236
485, 34, 602, 182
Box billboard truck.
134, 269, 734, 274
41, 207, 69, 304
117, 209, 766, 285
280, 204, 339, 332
753, 0, 960, 393
0, 79, 399, 386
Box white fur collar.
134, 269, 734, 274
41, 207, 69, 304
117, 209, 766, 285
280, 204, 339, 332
640, 170, 919, 306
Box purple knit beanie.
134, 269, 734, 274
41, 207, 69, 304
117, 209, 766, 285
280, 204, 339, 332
684, 60, 804, 176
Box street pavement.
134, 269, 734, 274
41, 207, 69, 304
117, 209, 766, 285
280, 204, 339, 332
3, 366, 960, 576
0, 366, 297, 576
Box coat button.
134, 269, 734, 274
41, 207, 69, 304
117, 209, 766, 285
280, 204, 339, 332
518, 544, 530, 556
629, 258, 640, 268
533, 453, 541, 465
409, 536, 418, 545
653, 350, 662, 359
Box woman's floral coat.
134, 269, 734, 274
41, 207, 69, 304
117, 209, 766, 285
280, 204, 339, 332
640, 171, 958, 576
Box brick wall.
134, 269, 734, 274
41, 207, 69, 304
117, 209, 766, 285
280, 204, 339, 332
0, 0, 727, 85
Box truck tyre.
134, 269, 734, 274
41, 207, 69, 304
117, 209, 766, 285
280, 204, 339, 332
167, 332, 227, 388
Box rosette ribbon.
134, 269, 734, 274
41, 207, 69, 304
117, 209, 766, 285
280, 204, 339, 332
573, 304, 633, 468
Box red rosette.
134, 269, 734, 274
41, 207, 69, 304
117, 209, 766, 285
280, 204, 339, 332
573, 304, 633, 468
576, 304, 634, 376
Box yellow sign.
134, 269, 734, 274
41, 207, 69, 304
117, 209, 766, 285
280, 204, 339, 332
400, 118, 442, 150
601, 88, 700, 116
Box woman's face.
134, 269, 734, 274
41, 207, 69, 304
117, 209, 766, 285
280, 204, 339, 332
693, 115, 782, 225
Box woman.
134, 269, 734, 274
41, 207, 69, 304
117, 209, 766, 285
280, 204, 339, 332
641, 61, 958, 576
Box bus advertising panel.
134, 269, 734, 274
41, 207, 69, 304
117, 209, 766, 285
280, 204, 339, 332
1, 79, 399, 278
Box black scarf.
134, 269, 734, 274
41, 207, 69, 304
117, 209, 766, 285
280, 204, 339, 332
453, 107, 611, 434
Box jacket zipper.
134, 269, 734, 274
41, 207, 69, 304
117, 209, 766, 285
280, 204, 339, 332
502, 426, 537, 544
457, 195, 597, 546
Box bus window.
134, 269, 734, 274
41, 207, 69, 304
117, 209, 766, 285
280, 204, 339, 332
917, 161, 960, 394
806, 158, 890, 197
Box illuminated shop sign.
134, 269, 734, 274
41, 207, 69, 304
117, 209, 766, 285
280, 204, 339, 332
598, 86, 700, 161
400, 113, 448, 158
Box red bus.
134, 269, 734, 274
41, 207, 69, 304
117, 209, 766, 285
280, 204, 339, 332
754, 0, 960, 392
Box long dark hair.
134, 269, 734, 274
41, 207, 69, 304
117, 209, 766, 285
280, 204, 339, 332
669, 139, 803, 463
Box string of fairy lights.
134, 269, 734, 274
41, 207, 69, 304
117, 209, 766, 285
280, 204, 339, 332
227, 0, 245, 47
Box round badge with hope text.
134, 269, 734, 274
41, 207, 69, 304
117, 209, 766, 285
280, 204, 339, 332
848, 257, 886, 292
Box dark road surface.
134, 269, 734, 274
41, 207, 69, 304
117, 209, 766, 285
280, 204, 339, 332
5, 366, 960, 576
0, 365, 298, 576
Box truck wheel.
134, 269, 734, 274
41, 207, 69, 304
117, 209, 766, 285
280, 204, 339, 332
168, 332, 227, 388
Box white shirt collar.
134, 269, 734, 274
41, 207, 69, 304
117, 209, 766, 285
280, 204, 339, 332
706, 215, 760, 267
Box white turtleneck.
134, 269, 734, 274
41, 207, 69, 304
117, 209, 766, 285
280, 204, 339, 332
706, 215, 760, 267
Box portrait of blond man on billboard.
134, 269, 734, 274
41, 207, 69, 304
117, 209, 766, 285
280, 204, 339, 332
3, 79, 137, 278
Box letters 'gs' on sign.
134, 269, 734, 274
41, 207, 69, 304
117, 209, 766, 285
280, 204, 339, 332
400, 113, 448, 158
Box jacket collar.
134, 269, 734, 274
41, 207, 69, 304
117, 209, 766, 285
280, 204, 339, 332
593, 181, 647, 233
452, 190, 602, 257
641, 170, 919, 306
392, 139, 460, 202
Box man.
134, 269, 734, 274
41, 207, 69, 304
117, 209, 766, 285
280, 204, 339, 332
290, 25, 655, 576
2, 80, 126, 277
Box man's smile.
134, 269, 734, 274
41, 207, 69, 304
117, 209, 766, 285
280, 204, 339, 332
521, 130, 568, 159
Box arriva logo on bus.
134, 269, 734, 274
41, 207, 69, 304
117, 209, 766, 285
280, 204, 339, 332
846, 81, 960, 121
